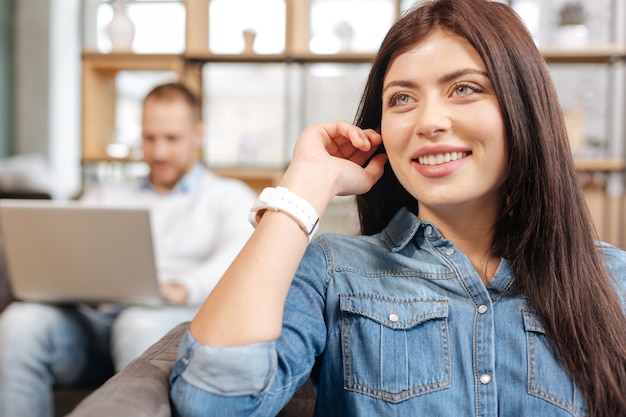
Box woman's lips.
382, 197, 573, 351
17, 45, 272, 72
412, 151, 471, 178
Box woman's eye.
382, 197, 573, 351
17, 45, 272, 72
391, 93, 411, 106
453, 83, 479, 96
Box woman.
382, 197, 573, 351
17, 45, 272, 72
170, 1, 626, 416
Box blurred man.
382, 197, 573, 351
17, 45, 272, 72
0, 82, 256, 417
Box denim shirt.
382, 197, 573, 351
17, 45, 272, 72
170, 208, 626, 417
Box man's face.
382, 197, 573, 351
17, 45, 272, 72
141, 98, 203, 192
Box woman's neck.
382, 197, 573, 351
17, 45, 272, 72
418, 203, 500, 286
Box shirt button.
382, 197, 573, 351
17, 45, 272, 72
479, 373, 492, 385
445, 248, 455, 256
425, 226, 433, 236
478, 304, 489, 314
388, 313, 399, 323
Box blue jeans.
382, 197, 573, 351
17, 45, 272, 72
0, 301, 196, 417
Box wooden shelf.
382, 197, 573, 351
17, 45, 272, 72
574, 158, 625, 172
81, 52, 183, 66
82, 156, 141, 164
541, 45, 626, 64
291, 52, 375, 63
185, 47, 626, 66
184, 52, 375, 64
184, 53, 288, 63
184, 46, 626, 66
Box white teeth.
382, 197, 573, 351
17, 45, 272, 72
418, 152, 467, 166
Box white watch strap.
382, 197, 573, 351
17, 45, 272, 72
249, 186, 320, 242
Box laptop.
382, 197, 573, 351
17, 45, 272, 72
0, 200, 165, 307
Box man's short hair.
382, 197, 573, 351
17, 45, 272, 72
143, 82, 202, 122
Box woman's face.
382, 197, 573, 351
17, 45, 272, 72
381, 30, 508, 221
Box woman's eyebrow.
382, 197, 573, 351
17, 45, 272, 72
382, 68, 490, 95
438, 68, 489, 84
382, 80, 417, 95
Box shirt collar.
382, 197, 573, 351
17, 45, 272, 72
382, 207, 435, 252
141, 163, 204, 195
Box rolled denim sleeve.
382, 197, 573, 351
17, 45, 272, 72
174, 330, 277, 396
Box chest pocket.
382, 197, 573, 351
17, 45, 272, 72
339, 295, 450, 403
523, 311, 588, 417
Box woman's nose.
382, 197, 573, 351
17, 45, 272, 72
415, 97, 451, 138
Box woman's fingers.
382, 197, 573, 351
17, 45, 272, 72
318, 121, 381, 153
297, 121, 381, 166
338, 153, 387, 196
286, 121, 386, 198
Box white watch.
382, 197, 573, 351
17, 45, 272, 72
249, 186, 320, 242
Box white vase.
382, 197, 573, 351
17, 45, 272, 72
106, 0, 135, 52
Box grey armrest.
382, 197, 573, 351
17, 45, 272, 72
67, 321, 188, 417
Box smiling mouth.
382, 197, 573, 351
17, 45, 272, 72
417, 151, 469, 166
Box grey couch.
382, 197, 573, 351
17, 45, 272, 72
68, 322, 316, 417
67, 324, 187, 416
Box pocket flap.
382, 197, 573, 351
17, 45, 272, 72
340, 295, 448, 330
522, 310, 546, 334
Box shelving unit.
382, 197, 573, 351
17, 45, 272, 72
81, 0, 626, 246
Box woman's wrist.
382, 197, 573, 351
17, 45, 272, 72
278, 161, 338, 217
249, 186, 320, 243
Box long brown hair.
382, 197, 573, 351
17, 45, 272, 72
355, 1, 626, 415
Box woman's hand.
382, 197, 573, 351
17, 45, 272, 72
280, 121, 387, 216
